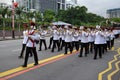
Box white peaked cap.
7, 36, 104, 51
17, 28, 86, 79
80, 26, 84, 29
53, 26, 57, 29
64, 25, 68, 29
96, 25, 100, 29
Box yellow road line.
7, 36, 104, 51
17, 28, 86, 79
98, 48, 120, 80
107, 61, 120, 80
0, 50, 77, 78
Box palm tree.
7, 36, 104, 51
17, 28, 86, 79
1, 7, 8, 39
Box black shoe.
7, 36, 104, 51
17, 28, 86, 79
93, 58, 97, 60
64, 53, 67, 55
38, 49, 41, 51
45, 48, 47, 50
78, 55, 82, 57
48, 47, 51, 49
51, 50, 54, 52
34, 63, 38, 66
58, 49, 60, 52
18, 56, 23, 59
22, 65, 27, 67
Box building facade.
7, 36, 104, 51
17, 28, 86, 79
66, 0, 78, 9
16, 0, 66, 12
107, 8, 120, 18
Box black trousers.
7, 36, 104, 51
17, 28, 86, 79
94, 44, 102, 59
19, 44, 32, 57
39, 39, 47, 50
64, 42, 72, 54
79, 43, 89, 57
111, 39, 114, 47
101, 43, 107, 54
60, 40, 65, 50
23, 47, 38, 66
48, 37, 53, 49
51, 40, 60, 52
107, 41, 111, 49
72, 41, 79, 51
89, 42, 94, 53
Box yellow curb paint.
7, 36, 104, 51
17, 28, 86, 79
0, 50, 77, 78
107, 61, 120, 80
98, 48, 120, 80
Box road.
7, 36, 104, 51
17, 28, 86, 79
0, 38, 120, 80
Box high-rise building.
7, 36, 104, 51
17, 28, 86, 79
107, 8, 120, 18
66, 0, 78, 9
71, 0, 77, 4
16, 0, 66, 12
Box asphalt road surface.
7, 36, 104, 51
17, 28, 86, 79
0, 37, 120, 80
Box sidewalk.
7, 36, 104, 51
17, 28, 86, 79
0, 36, 23, 41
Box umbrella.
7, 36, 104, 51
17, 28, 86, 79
52, 21, 72, 26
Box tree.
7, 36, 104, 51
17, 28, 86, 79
43, 9, 55, 22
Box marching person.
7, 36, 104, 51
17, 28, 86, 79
60, 26, 65, 50
64, 26, 73, 54
18, 23, 32, 59
88, 28, 95, 53
78, 26, 89, 57
48, 25, 53, 49
38, 26, 47, 51
51, 26, 60, 52
93, 26, 104, 60
72, 28, 80, 51
110, 29, 115, 49
22, 22, 39, 67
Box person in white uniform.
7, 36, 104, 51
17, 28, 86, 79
38, 26, 47, 51
19, 23, 32, 59
78, 27, 89, 57
22, 22, 39, 67
64, 26, 73, 54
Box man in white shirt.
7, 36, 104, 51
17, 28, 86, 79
51, 26, 60, 52
19, 23, 32, 59
38, 26, 47, 51
78, 27, 89, 57
22, 22, 39, 67
93, 26, 104, 60
64, 26, 73, 54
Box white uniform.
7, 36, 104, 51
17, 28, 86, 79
65, 30, 72, 42
81, 31, 89, 43
26, 30, 39, 47
23, 30, 28, 44
53, 29, 60, 40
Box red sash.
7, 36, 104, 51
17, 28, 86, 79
28, 30, 35, 47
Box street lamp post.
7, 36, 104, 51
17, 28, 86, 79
12, 0, 15, 39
